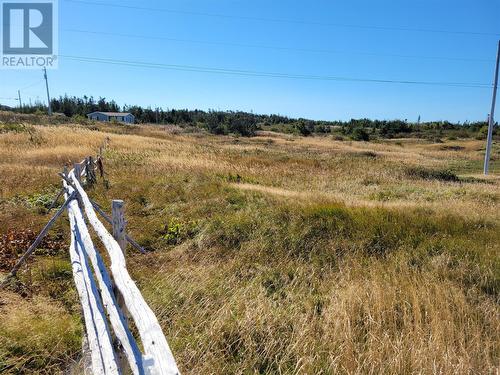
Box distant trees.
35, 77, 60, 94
49, 95, 119, 117
9, 95, 497, 139
202, 111, 258, 136
351, 127, 370, 141
295, 120, 313, 136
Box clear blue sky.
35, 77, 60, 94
1, 0, 499, 122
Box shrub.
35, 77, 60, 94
351, 127, 370, 141
0, 123, 32, 133
294, 120, 313, 136
72, 114, 88, 124
160, 218, 199, 245
477, 126, 489, 140
204, 111, 258, 136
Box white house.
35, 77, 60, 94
87, 111, 135, 124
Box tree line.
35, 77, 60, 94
6, 94, 496, 139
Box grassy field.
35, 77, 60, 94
0, 118, 499, 374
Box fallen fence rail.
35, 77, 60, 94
1, 152, 180, 375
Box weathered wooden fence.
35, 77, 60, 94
65, 159, 180, 375
2, 154, 180, 375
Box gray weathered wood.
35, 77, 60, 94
123, 235, 146, 255
87, 156, 97, 185
84, 157, 89, 176
74, 163, 82, 183
91, 201, 146, 254
69, 171, 180, 375
69, 226, 107, 375
112, 200, 127, 254
64, 181, 144, 375
111, 200, 135, 373
61, 173, 145, 254
66, 188, 120, 375
81, 334, 93, 374
47, 188, 65, 212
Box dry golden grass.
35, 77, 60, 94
0, 290, 81, 373
0, 121, 498, 374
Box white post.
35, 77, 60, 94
111, 199, 129, 372
484, 40, 500, 175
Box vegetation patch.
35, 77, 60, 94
354, 150, 378, 158
0, 117, 498, 374
196, 201, 496, 262
26, 191, 58, 213
0, 293, 81, 374
440, 144, 465, 151
350, 127, 370, 141
405, 166, 460, 182
159, 218, 200, 245
0, 229, 66, 272
0, 123, 33, 133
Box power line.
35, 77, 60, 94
19, 79, 44, 91
64, 28, 494, 64
58, 54, 492, 88
64, 0, 500, 37
22, 91, 43, 97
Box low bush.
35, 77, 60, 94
0, 123, 32, 133
405, 167, 460, 182
351, 127, 370, 141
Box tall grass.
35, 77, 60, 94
0, 292, 81, 373
0, 120, 498, 373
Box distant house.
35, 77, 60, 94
87, 111, 135, 124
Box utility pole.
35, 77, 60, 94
17, 90, 22, 111
156, 107, 159, 124
484, 40, 500, 175
43, 67, 52, 115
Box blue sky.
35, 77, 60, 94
1, 0, 499, 121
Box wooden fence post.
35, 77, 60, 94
74, 163, 81, 183
112, 200, 127, 255
111, 199, 130, 372
84, 157, 89, 180
85, 156, 96, 186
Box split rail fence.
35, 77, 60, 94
2, 154, 180, 375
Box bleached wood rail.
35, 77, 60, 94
63, 165, 179, 375
64, 165, 179, 375
64, 159, 179, 375
1, 155, 179, 374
